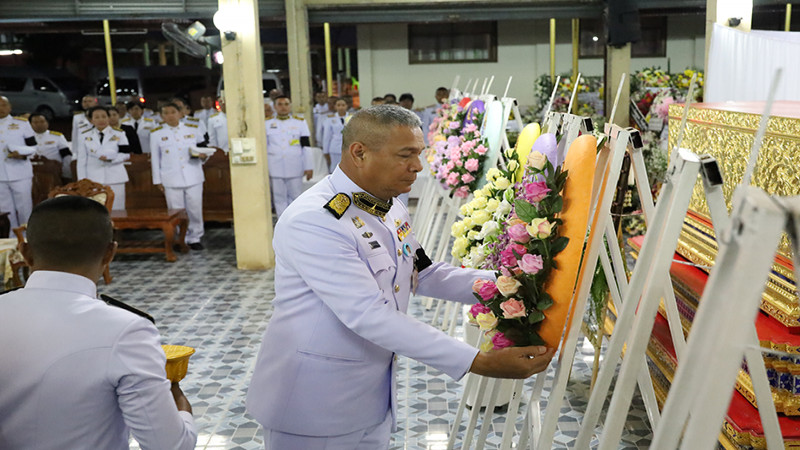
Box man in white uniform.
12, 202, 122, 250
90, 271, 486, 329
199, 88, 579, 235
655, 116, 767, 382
150, 102, 209, 250
29, 113, 72, 180
0, 196, 197, 450
194, 95, 216, 128
247, 105, 555, 449
264, 95, 314, 217
122, 101, 157, 153
0, 96, 36, 236
207, 98, 228, 153
75, 106, 131, 211
321, 97, 350, 173
71, 94, 97, 142
420, 87, 450, 145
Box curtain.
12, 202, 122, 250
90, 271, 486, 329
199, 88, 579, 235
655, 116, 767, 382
706, 23, 800, 102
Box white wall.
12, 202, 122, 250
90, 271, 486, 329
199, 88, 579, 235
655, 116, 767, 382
356, 15, 706, 108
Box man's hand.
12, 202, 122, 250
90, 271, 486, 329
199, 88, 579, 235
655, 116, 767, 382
469, 346, 556, 379
99, 155, 110, 162
8, 151, 25, 160
199, 153, 209, 161
170, 382, 193, 414
304, 169, 313, 181
155, 184, 165, 193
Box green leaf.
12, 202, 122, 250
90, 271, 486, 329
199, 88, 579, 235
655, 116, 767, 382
536, 293, 554, 311
550, 236, 570, 255
515, 198, 539, 222
527, 310, 545, 324
552, 196, 564, 213
526, 330, 546, 346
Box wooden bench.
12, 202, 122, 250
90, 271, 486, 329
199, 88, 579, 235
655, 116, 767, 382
111, 209, 189, 262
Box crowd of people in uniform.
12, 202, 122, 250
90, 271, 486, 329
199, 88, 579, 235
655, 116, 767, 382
1, 92, 558, 449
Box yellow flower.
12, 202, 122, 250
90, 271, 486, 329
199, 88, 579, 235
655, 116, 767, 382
473, 196, 488, 209
527, 218, 555, 239
486, 198, 500, 213
463, 217, 475, 229
476, 312, 498, 331
494, 176, 510, 190
479, 336, 495, 353
451, 220, 466, 237
460, 203, 472, 216
487, 168, 501, 182
507, 160, 519, 172
452, 236, 469, 258
472, 210, 491, 226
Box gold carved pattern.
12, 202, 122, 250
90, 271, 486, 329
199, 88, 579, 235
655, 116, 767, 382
669, 104, 800, 257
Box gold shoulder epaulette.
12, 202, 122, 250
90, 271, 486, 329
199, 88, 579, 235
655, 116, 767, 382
293, 114, 305, 121
186, 116, 199, 122
324, 193, 351, 219
143, 117, 154, 122
13, 116, 28, 121
265, 115, 274, 120
326, 113, 335, 117
82, 127, 94, 134
49, 130, 63, 136
210, 112, 219, 118
112, 126, 123, 132
74, 111, 83, 115
185, 123, 198, 128
150, 126, 163, 133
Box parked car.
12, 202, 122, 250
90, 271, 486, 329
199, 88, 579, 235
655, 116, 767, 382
94, 66, 219, 110
0, 68, 84, 120
93, 67, 144, 107
217, 71, 283, 101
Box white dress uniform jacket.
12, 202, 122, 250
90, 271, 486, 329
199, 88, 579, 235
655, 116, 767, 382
181, 116, 207, 140
0, 271, 197, 450
75, 126, 130, 210
194, 108, 215, 128
34, 129, 72, 178
0, 115, 36, 234
321, 113, 349, 172
207, 111, 228, 152
247, 167, 488, 438
71, 111, 91, 142
264, 115, 313, 179
122, 116, 157, 153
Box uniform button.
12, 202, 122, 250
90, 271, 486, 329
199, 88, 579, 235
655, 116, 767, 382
394, 284, 400, 293
397, 249, 402, 257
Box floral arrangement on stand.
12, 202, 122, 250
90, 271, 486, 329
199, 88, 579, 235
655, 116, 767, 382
466, 153, 570, 350
450, 150, 521, 268
529, 74, 605, 126
426, 102, 491, 198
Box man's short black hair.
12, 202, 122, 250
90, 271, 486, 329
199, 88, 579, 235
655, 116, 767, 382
86, 106, 110, 120
127, 101, 143, 110
383, 93, 397, 102
27, 196, 113, 267
436, 87, 449, 94
160, 102, 181, 113
274, 95, 291, 102
28, 113, 47, 124
399, 93, 414, 102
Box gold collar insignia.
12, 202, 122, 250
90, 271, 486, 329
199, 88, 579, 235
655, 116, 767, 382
353, 192, 392, 220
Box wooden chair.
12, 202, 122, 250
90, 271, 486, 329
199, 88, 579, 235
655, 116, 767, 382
12, 179, 115, 285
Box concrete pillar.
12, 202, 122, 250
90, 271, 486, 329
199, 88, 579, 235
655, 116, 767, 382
286, 0, 314, 118
605, 44, 631, 127
218, 0, 275, 269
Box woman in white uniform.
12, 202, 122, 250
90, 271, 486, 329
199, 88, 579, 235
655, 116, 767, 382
75, 106, 131, 210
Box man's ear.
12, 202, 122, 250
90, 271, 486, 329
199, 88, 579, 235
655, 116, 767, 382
349, 142, 367, 168
101, 241, 118, 267
19, 241, 33, 267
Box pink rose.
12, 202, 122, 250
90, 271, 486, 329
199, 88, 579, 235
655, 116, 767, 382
527, 218, 554, 239
477, 280, 500, 301
499, 243, 527, 267
447, 135, 461, 147
524, 182, 551, 203
469, 303, 492, 318
472, 279, 488, 293
475, 145, 488, 155
507, 223, 530, 243
454, 158, 463, 167
445, 161, 455, 170
518, 253, 544, 274
448, 121, 460, 129
461, 173, 475, 183
455, 186, 471, 198
463, 123, 478, 133
492, 331, 514, 350
464, 158, 479, 172
500, 298, 527, 319
499, 266, 513, 277
496, 275, 522, 296
446, 172, 459, 186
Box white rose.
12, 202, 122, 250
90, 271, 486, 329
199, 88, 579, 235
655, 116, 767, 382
477, 220, 500, 239
470, 245, 487, 266
494, 200, 512, 219
527, 150, 547, 170
467, 230, 480, 240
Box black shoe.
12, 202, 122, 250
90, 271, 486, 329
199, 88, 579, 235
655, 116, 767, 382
188, 242, 204, 251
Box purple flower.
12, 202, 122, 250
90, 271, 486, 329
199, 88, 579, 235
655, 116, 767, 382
470, 303, 492, 317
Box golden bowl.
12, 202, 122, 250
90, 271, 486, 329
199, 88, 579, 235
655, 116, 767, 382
162, 345, 196, 382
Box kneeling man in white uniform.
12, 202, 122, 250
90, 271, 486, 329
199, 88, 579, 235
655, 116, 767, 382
247, 105, 555, 449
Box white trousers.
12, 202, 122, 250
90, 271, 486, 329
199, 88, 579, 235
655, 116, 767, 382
270, 176, 303, 218
263, 410, 391, 450
328, 152, 342, 174
0, 178, 32, 236
108, 183, 125, 211
164, 183, 204, 244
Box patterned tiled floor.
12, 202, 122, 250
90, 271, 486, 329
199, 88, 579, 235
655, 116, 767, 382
110, 225, 652, 449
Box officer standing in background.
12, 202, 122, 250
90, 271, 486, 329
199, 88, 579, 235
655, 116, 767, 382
247, 106, 555, 449
71, 94, 97, 142
194, 95, 216, 128
264, 95, 313, 218
321, 97, 350, 173
421, 87, 450, 144
108, 108, 142, 154
150, 102, 209, 251
172, 97, 209, 142
75, 106, 130, 211
29, 113, 72, 181
207, 98, 228, 153
0, 96, 36, 236
0, 196, 197, 450
122, 101, 157, 154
